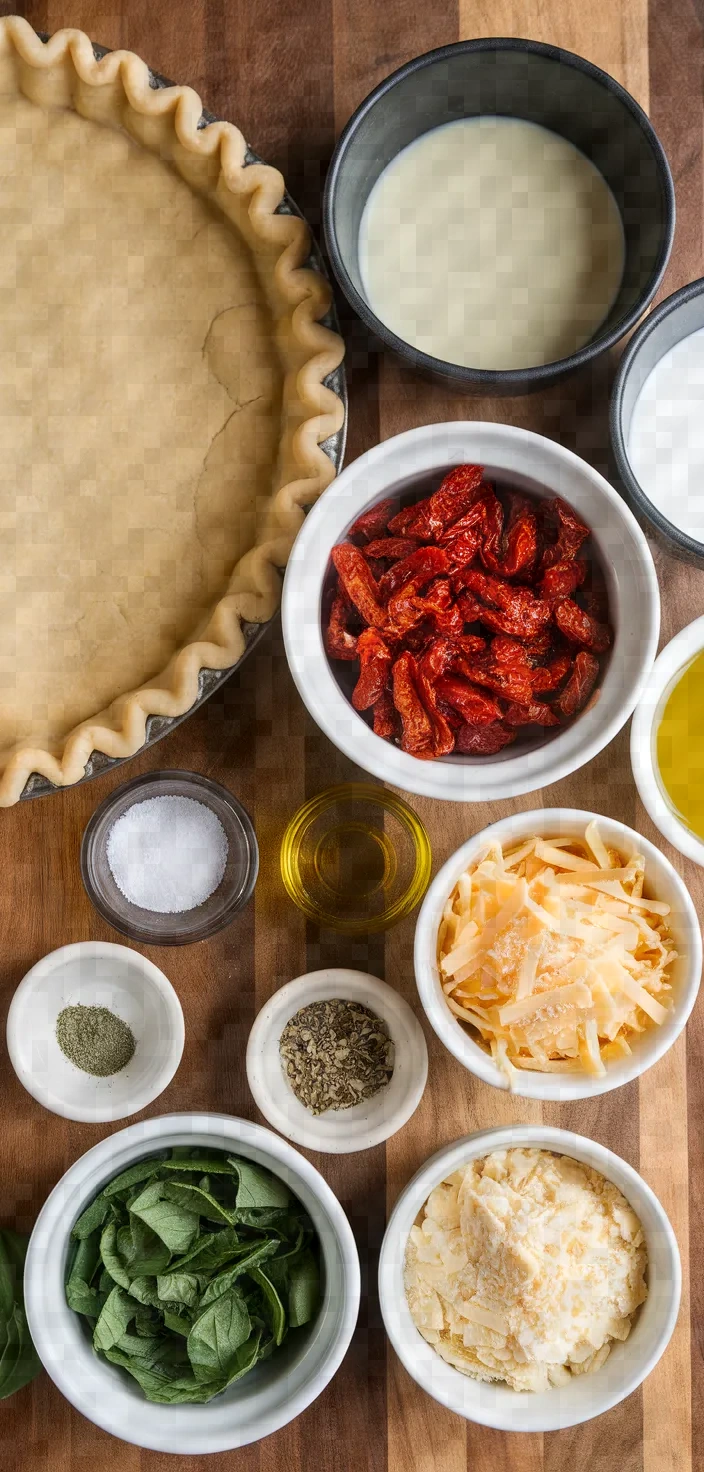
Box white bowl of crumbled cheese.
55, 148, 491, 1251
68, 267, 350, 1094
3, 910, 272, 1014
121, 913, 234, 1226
379, 1126, 680, 1432
414, 807, 701, 1099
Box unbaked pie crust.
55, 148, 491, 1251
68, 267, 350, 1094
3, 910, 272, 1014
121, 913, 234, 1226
0, 17, 344, 806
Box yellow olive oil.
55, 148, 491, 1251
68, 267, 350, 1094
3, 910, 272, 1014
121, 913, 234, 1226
656, 651, 704, 837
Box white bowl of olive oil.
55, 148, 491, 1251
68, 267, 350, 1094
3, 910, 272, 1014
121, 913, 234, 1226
631, 615, 704, 866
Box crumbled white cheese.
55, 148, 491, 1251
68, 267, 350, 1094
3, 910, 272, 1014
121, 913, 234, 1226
404, 1148, 647, 1393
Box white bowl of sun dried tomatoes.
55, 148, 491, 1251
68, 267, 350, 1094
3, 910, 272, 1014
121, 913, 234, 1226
282, 423, 659, 801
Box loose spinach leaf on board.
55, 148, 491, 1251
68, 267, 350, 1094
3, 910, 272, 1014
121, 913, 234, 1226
0, 1231, 42, 1400
66, 1147, 322, 1405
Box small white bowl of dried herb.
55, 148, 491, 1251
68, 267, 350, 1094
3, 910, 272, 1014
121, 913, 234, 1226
6, 941, 184, 1122
246, 968, 428, 1154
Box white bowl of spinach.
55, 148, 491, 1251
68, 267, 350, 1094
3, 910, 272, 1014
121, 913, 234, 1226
23, 1114, 360, 1453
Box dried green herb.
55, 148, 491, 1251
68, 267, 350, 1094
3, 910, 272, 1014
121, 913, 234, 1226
279, 998, 394, 1114
56, 1004, 135, 1077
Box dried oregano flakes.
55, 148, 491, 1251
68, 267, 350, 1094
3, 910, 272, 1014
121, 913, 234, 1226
65, 1148, 321, 1404
279, 999, 394, 1114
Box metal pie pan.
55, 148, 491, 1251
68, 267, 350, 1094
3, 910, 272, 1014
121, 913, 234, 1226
21, 41, 347, 800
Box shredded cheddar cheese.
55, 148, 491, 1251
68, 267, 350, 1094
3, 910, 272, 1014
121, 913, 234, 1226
437, 822, 677, 1085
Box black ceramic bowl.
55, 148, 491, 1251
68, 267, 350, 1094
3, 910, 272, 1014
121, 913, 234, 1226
324, 38, 674, 395
611, 277, 704, 564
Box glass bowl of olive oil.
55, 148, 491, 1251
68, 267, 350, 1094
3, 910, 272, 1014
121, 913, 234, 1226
280, 784, 431, 932
632, 614, 704, 866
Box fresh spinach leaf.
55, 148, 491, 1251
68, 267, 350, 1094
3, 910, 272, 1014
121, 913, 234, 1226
187, 1288, 252, 1383
163, 1226, 241, 1276
249, 1265, 287, 1345
99, 1223, 131, 1290
229, 1160, 291, 1210
163, 1309, 192, 1338
198, 1240, 281, 1307
102, 1160, 163, 1198
65, 1278, 106, 1318
287, 1249, 321, 1328
130, 1196, 199, 1256
93, 1286, 136, 1353
126, 1276, 160, 1307
156, 1273, 200, 1309
71, 1192, 111, 1241
161, 1182, 235, 1225
0, 1230, 41, 1400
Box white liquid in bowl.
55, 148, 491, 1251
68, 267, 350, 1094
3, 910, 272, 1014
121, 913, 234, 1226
627, 325, 704, 542
358, 116, 625, 371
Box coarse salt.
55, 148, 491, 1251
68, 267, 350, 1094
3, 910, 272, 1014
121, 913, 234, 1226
106, 795, 228, 913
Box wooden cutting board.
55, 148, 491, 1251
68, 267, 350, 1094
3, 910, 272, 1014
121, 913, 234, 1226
0, 1, 701, 1469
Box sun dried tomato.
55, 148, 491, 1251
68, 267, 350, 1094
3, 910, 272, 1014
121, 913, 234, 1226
392, 651, 436, 757
539, 497, 591, 572
418, 579, 465, 637
554, 599, 612, 653
459, 569, 551, 639
386, 504, 418, 535
331, 544, 388, 629
372, 687, 400, 739
539, 557, 587, 603
347, 498, 396, 543
455, 722, 517, 755
402, 464, 484, 540
417, 656, 455, 756
555, 650, 600, 718
351, 629, 393, 711
435, 676, 502, 727
503, 700, 561, 727
443, 528, 481, 572
325, 593, 358, 661
466, 659, 534, 706
379, 545, 449, 603
437, 490, 492, 544
326, 465, 609, 762
482, 493, 538, 580
363, 536, 420, 562
489, 635, 531, 667
530, 651, 572, 694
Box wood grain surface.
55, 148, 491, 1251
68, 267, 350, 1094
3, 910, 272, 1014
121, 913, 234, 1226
0, 1, 701, 1469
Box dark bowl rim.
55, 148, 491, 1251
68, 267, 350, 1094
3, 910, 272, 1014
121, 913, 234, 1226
611, 275, 704, 560
323, 35, 676, 389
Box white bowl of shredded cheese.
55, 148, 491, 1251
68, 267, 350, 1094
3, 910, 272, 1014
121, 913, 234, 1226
414, 808, 701, 1099
379, 1126, 680, 1431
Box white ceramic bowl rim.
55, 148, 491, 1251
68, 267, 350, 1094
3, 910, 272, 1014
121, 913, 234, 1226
24, 1112, 361, 1454
282, 422, 660, 802
246, 969, 428, 1153
413, 807, 702, 1100
5, 941, 184, 1123
378, 1124, 681, 1433
631, 614, 704, 866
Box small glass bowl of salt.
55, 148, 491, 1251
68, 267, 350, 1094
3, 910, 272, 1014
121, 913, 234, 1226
81, 771, 259, 944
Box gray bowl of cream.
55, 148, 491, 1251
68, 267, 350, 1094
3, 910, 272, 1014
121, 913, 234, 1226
324, 38, 674, 394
